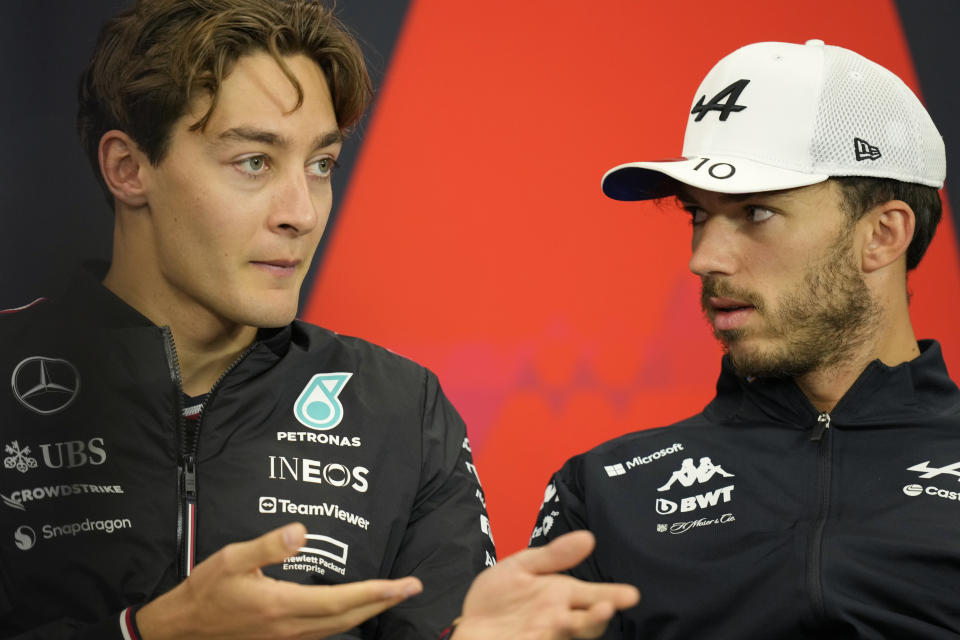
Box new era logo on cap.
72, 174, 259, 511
854, 137, 881, 161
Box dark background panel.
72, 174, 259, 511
0, 0, 411, 309
895, 0, 960, 248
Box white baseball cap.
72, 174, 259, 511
601, 39, 946, 201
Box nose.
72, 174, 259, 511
269, 169, 328, 238
688, 217, 738, 277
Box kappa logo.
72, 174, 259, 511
658, 457, 734, 492
11, 356, 80, 415
907, 459, 960, 481
293, 373, 352, 431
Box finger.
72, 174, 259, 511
569, 601, 617, 639
298, 582, 424, 635
219, 522, 307, 574
272, 576, 423, 617
566, 581, 640, 611
511, 530, 595, 575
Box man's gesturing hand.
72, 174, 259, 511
136, 523, 422, 639
452, 530, 640, 639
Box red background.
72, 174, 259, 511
305, 0, 960, 554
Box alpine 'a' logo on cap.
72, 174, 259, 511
854, 137, 881, 161
691, 79, 750, 122
293, 373, 352, 431
11, 357, 80, 415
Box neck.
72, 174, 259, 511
104, 241, 257, 397
794, 298, 919, 413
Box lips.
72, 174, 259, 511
251, 259, 300, 276
708, 296, 755, 331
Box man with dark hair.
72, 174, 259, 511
530, 39, 960, 638
0, 1, 637, 638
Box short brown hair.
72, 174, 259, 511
77, 0, 373, 202
832, 176, 943, 271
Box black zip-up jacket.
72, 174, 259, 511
0, 271, 495, 639
530, 341, 960, 639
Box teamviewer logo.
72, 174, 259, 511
259, 497, 277, 514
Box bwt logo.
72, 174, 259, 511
268, 456, 369, 493
656, 485, 735, 515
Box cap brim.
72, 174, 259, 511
601, 156, 829, 201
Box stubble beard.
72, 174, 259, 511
702, 226, 881, 379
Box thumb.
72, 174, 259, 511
511, 530, 595, 575
222, 522, 306, 574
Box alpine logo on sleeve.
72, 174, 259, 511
293, 373, 352, 431
906, 459, 960, 480
904, 459, 960, 506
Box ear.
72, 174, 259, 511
99, 130, 149, 208
859, 200, 915, 274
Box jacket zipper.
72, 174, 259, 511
161, 328, 191, 580
807, 411, 832, 621
163, 326, 258, 581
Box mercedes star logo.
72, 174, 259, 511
11, 356, 80, 415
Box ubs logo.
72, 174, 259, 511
3, 438, 107, 473
12, 357, 80, 415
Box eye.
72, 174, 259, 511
684, 205, 708, 226
307, 156, 338, 178
747, 206, 775, 223
235, 155, 269, 176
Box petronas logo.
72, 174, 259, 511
293, 373, 353, 431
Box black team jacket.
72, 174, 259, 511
530, 341, 960, 639
0, 270, 495, 639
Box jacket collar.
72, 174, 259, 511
65, 262, 292, 361
704, 340, 960, 429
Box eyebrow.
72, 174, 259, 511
676, 187, 793, 207
216, 127, 342, 151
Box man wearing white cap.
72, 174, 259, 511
529, 39, 959, 638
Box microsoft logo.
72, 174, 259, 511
604, 464, 626, 477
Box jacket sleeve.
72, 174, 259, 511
371, 371, 496, 639
528, 466, 627, 639
0, 606, 143, 640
